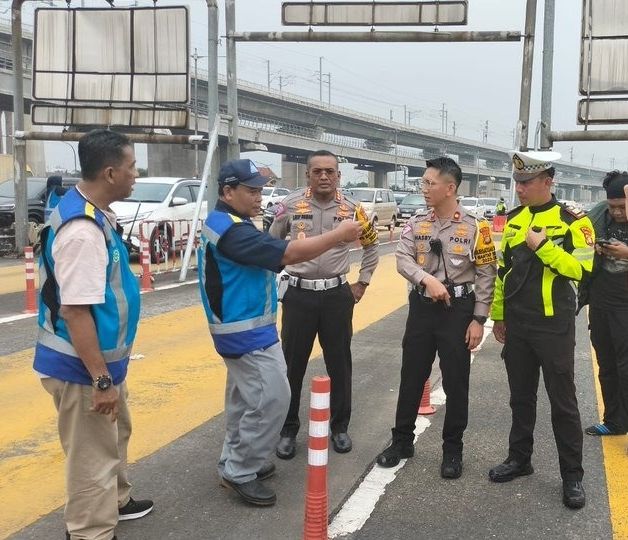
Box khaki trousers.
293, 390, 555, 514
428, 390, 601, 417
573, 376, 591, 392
42, 378, 132, 540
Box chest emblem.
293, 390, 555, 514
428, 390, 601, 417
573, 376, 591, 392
337, 203, 352, 219
295, 200, 312, 215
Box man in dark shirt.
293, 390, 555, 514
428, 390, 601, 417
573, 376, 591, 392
579, 171, 628, 439
197, 159, 361, 507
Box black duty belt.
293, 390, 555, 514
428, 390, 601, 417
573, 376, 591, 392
414, 282, 474, 299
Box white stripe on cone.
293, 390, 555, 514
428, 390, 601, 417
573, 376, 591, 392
310, 391, 330, 410
309, 420, 328, 438
308, 448, 328, 466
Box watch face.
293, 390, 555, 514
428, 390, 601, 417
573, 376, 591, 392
97, 376, 112, 390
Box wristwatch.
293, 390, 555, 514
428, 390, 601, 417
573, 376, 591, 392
472, 315, 487, 325
93, 374, 113, 391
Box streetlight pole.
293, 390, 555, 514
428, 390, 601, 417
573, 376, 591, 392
60, 141, 77, 173
394, 129, 398, 188
192, 48, 207, 178
319, 56, 323, 102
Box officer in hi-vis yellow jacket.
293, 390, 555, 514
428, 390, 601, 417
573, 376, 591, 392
489, 150, 595, 511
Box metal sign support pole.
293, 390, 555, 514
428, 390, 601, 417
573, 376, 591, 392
517, 0, 538, 153
11, 0, 28, 254
540, 0, 555, 149
226, 0, 240, 160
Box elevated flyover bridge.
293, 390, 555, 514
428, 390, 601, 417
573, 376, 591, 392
0, 21, 606, 201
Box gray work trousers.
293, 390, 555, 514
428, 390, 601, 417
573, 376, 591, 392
217, 342, 291, 484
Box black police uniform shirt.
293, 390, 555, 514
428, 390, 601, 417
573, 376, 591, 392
589, 220, 628, 310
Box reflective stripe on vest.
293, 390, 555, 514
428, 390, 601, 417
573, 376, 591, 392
34, 187, 140, 384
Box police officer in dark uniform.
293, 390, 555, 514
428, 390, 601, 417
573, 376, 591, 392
489, 151, 595, 510
377, 157, 497, 478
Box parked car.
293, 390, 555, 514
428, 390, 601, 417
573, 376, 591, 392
397, 194, 427, 223
460, 196, 503, 220
111, 177, 207, 263
262, 202, 279, 232
261, 186, 291, 209
348, 187, 397, 229
0, 176, 78, 227
393, 191, 411, 206
479, 197, 499, 220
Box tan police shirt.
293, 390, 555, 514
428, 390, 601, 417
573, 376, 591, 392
269, 187, 379, 283
396, 205, 497, 317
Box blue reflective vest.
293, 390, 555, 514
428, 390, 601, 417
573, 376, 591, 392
198, 209, 278, 357
44, 189, 63, 222
34, 187, 141, 385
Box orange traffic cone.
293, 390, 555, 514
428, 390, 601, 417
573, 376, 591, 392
140, 238, 153, 292
303, 376, 330, 540
418, 380, 436, 415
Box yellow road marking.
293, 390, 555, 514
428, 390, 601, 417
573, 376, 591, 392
590, 346, 628, 539
0, 254, 407, 537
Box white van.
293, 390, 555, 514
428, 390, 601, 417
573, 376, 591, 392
346, 187, 397, 230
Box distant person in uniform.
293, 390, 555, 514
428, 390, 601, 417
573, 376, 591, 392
578, 170, 628, 440
376, 157, 497, 478
269, 150, 379, 459
495, 197, 507, 216
489, 150, 595, 510
197, 158, 361, 507
35, 130, 153, 540
44, 175, 68, 222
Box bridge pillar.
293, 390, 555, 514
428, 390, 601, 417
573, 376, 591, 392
281, 158, 308, 190
147, 144, 205, 178
373, 167, 388, 188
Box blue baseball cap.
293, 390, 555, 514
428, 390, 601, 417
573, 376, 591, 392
218, 159, 269, 187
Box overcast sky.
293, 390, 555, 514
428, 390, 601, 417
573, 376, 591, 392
6, 0, 628, 178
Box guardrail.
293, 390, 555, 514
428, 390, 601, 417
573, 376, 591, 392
138, 218, 202, 280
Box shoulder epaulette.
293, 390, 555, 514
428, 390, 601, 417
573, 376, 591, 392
559, 202, 586, 220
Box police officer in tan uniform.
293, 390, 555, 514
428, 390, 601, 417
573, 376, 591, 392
377, 157, 496, 479
270, 150, 379, 459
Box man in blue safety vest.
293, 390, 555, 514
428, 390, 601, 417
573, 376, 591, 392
44, 175, 68, 222
35, 130, 153, 540
198, 158, 361, 507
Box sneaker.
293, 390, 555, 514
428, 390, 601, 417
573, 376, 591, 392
118, 497, 154, 521
584, 423, 626, 436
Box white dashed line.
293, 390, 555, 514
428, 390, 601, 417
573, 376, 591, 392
328, 319, 496, 538
328, 417, 431, 539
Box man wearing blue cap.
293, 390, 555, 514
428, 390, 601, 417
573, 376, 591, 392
197, 158, 361, 507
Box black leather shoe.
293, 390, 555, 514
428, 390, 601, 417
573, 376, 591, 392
276, 436, 296, 460
563, 480, 586, 509
220, 477, 277, 506
376, 441, 414, 468
331, 432, 353, 453
489, 459, 534, 483
441, 455, 463, 479
257, 461, 276, 481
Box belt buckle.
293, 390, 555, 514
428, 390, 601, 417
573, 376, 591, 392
313, 280, 325, 291
454, 285, 464, 298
